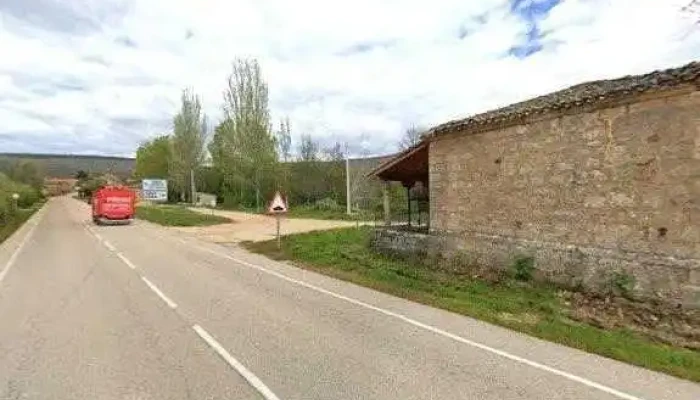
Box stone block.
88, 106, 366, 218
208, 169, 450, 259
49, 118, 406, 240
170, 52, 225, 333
584, 196, 606, 208
609, 192, 634, 207
680, 285, 700, 308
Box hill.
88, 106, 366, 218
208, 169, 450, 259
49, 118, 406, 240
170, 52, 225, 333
0, 153, 135, 179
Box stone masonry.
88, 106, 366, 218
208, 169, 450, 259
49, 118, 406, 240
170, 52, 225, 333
427, 88, 700, 307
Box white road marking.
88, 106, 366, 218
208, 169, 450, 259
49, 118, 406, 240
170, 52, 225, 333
185, 241, 646, 400
0, 210, 44, 286
116, 252, 138, 270
103, 240, 116, 252
192, 324, 281, 400
93, 232, 103, 241
141, 276, 177, 309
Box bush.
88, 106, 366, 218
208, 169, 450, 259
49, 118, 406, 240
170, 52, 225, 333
0, 173, 42, 222
512, 255, 535, 281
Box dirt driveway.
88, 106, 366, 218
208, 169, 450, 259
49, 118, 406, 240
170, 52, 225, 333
172, 208, 367, 243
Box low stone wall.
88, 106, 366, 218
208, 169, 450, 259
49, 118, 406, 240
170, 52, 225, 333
371, 228, 700, 308
370, 228, 434, 259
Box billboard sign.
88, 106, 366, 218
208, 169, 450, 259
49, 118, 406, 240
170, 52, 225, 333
141, 179, 168, 202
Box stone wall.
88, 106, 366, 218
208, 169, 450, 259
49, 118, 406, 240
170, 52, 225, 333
371, 228, 434, 259
428, 89, 700, 307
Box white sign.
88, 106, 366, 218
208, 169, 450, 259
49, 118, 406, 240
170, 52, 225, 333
142, 179, 168, 202
267, 191, 288, 214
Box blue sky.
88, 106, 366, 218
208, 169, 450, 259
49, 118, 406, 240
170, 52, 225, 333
0, 0, 698, 157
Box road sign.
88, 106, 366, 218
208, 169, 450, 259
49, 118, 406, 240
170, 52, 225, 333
267, 191, 288, 249
267, 191, 288, 214
141, 179, 168, 202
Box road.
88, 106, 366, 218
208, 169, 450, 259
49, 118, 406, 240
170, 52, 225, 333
0, 197, 698, 400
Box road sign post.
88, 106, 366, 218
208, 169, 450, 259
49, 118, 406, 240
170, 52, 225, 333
276, 214, 281, 249
11, 193, 19, 215
267, 191, 288, 250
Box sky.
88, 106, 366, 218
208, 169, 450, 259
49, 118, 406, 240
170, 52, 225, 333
0, 0, 698, 158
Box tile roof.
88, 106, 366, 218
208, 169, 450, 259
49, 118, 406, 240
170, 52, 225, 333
427, 61, 700, 137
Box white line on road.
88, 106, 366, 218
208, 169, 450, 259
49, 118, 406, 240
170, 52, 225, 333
0, 210, 43, 286
141, 276, 178, 309
185, 240, 646, 400
103, 240, 116, 252
116, 252, 137, 270
192, 324, 281, 400
93, 232, 103, 241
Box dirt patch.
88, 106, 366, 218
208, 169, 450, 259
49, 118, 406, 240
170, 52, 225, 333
172, 208, 367, 243
565, 291, 700, 350
497, 312, 541, 325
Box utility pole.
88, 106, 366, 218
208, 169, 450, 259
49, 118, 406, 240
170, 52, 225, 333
346, 149, 351, 215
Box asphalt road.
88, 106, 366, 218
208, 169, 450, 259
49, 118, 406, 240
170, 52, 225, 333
1, 197, 698, 400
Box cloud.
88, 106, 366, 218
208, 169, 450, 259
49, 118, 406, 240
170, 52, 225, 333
0, 0, 698, 158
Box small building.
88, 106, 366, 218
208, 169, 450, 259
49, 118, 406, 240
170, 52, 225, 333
371, 61, 700, 307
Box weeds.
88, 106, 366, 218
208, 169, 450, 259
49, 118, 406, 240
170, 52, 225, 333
607, 270, 636, 299
512, 255, 535, 281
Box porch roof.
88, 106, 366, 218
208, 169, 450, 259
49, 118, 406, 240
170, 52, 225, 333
368, 141, 428, 184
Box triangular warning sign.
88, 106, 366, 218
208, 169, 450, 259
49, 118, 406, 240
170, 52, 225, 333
267, 191, 288, 214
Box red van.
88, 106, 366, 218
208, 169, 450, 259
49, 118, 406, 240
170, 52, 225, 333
91, 185, 136, 225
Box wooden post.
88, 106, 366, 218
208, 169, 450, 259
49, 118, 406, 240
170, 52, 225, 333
383, 181, 391, 226
406, 185, 411, 227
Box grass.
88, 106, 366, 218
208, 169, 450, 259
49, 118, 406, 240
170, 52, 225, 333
286, 206, 372, 221
217, 202, 374, 221
243, 227, 700, 382
0, 203, 43, 245
136, 205, 232, 226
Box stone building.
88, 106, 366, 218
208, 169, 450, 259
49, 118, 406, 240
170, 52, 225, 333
371, 61, 700, 307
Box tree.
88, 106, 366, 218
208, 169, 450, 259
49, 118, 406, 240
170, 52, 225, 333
78, 175, 108, 199
290, 134, 324, 205
298, 134, 319, 162
275, 117, 293, 196
322, 141, 346, 205
171, 89, 207, 202
210, 58, 278, 210
9, 159, 43, 189
277, 117, 292, 162
134, 135, 172, 180
75, 170, 89, 180
323, 142, 344, 162
398, 125, 424, 150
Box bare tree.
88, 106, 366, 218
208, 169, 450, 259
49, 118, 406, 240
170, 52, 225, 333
398, 125, 424, 150
298, 134, 319, 162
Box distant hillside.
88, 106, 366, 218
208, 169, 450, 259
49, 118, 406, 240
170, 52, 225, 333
0, 153, 135, 179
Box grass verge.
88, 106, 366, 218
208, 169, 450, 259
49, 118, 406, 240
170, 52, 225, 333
242, 227, 700, 382
217, 203, 373, 221
0, 204, 43, 245
285, 206, 372, 221
136, 205, 231, 227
